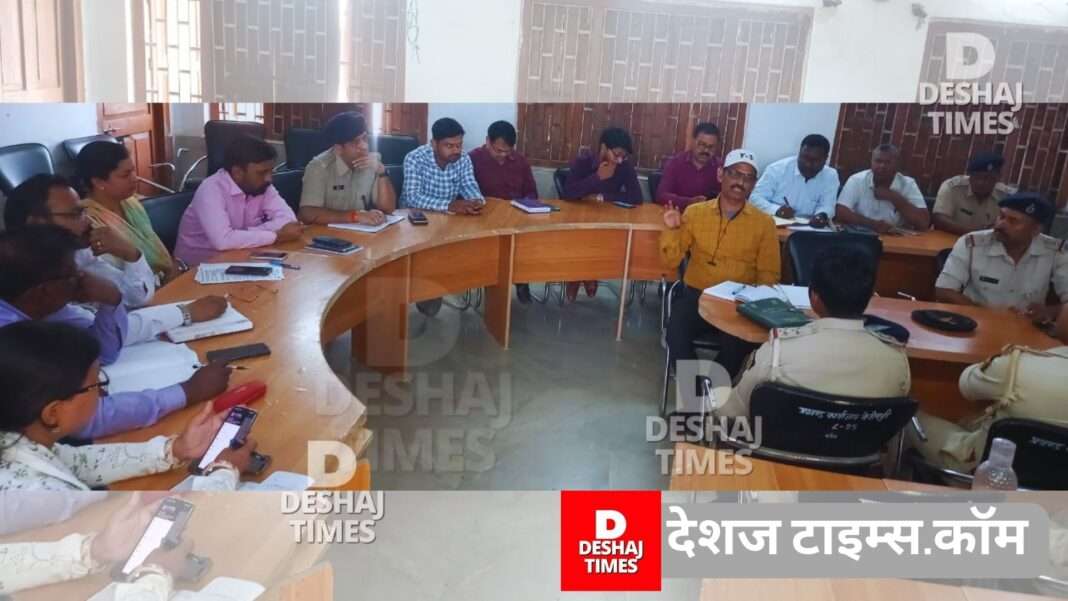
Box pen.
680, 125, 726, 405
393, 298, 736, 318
193, 363, 249, 370
783, 196, 791, 208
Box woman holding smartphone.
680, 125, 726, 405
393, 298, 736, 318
0, 321, 258, 491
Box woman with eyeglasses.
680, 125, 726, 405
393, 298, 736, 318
0, 321, 257, 491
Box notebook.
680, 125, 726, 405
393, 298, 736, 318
327, 212, 406, 233
102, 340, 199, 394
703, 281, 812, 310
737, 298, 811, 329
511, 197, 553, 214
163, 303, 253, 343
195, 262, 284, 284
773, 215, 810, 227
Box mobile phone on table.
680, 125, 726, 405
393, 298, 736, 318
249, 251, 287, 260
408, 210, 429, 225
611, 201, 637, 209
205, 342, 271, 364
310, 235, 354, 251
192, 406, 258, 474
113, 497, 194, 580
224, 265, 274, 277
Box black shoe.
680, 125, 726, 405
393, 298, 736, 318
516, 284, 532, 304
416, 298, 443, 316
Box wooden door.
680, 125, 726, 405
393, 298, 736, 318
98, 103, 171, 194
0, 0, 82, 101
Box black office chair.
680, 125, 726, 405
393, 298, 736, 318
910, 418, 1068, 490
62, 134, 118, 163
553, 167, 570, 198
716, 382, 918, 475
283, 127, 330, 171
786, 231, 883, 286
272, 168, 304, 214
647, 171, 662, 201
204, 120, 267, 176
386, 164, 404, 205
660, 276, 720, 417
374, 134, 419, 166
0, 143, 54, 195
142, 190, 196, 253
935, 247, 952, 274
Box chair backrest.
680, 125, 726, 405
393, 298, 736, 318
786, 231, 883, 286
62, 134, 119, 163
647, 170, 663, 201
284, 127, 331, 171
748, 382, 918, 458
0, 143, 54, 196
385, 164, 404, 205
553, 167, 570, 198
983, 418, 1068, 490
374, 134, 419, 166
142, 190, 195, 252
271, 168, 304, 213
935, 247, 952, 274
204, 120, 267, 175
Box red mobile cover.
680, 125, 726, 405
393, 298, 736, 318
212, 380, 267, 413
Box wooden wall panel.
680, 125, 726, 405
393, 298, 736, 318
381, 102, 428, 142
0, 0, 76, 101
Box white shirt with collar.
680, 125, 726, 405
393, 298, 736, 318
836, 169, 928, 228
750, 155, 840, 217
75, 248, 157, 309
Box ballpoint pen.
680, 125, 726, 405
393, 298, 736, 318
193, 363, 249, 370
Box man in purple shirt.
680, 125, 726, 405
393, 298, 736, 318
0, 225, 230, 439
656, 122, 722, 210
562, 127, 643, 301
470, 120, 539, 303
176, 135, 304, 266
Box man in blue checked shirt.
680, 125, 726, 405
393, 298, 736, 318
401, 117, 485, 215
0, 225, 231, 440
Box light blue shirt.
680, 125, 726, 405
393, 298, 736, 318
750, 156, 840, 217
401, 144, 483, 212
0, 300, 186, 439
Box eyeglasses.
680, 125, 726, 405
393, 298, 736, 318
723, 167, 757, 183
73, 372, 109, 395
694, 141, 718, 152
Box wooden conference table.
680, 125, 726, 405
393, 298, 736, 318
698, 294, 1058, 421
101, 199, 984, 490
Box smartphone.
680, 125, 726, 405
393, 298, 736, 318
115, 497, 194, 579
311, 235, 354, 249
408, 210, 429, 225
205, 342, 271, 364
224, 265, 274, 277
192, 406, 258, 473
249, 251, 287, 260
611, 201, 637, 209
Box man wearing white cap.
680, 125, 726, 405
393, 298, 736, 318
660, 149, 781, 379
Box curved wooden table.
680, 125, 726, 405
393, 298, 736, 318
698, 294, 1059, 420
104, 199, 672, 490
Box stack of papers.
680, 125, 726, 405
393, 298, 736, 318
703, 281, 812, 309
511, 198, 553, 214
163, 303, 253, 343
327, 212, 406, 233
195, 262, 283, 284
102, 340, 199, 394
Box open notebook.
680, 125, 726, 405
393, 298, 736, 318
102, 340, 199, 394
195, 262, 284, 284
703, 281, 812, 310
163, 303, 253, 343
328, 212, 406, 233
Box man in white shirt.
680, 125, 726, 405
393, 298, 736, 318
836, 144, 931, 232
3, 174, 226, 344
750, 134, 840, 227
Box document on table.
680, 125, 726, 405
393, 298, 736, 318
195, 262, 284, 284
703, 281, 812, 309
774, 216, 810, 227
327, 212, 406, 233
162, 302, 253, 343
172, 471, 314, 492
102, 340, 199, 394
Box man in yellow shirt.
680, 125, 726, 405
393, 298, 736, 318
660, 149, 781, 378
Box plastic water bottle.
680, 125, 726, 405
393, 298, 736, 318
972, 438, 1019, 491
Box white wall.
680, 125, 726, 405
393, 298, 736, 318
741, 103, 840, 171
81, 0, 132, 102
427, 104, 519, 153
0, 103, 101, 172
405, 0, 522, 102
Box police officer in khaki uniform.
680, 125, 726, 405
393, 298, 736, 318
932, 152, 1015, 235
298, 111, 397, 225
719, 246, 910, 418
935, 192, 1068, 323
910, 324, 1068, 472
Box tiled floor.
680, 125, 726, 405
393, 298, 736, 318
324, 282, 674, 490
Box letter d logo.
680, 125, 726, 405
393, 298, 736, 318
946, 32, 995, 80
596, 509, 627, 539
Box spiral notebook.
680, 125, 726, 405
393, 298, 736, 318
161, 303, 253, 343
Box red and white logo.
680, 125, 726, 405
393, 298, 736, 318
560, 491, 662, 591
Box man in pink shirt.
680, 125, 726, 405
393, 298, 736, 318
175, 135, 304, 266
